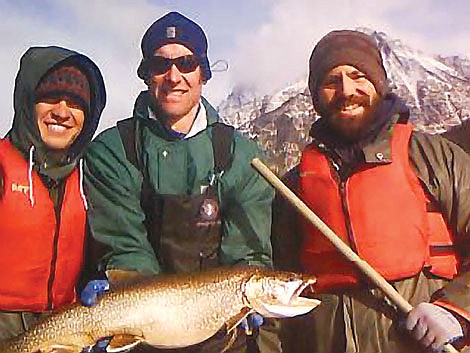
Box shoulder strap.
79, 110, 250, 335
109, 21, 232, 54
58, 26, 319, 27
117, 118, 154, 231
117, 118, 140, 171
117, 119, 235, 174
211, 122, 234, 173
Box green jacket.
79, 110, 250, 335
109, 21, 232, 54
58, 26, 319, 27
274, 94, 470, 353
85, 91, 274, 275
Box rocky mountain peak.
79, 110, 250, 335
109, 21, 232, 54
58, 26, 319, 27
218, 29, 470, 175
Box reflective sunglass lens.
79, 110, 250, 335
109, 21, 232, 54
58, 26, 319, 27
148, 55, 199, 75
174, 56, 199, 73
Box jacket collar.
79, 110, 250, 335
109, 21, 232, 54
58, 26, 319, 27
133, 91, 219, 140
310, 93, 409, 166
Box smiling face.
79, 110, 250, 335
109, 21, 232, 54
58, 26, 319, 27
35, 98, 85, 150
318, 64, 380, 140
149, 43, 203, 129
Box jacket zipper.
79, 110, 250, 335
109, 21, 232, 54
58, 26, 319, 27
338, 179, 358, 252
46, 215, 61, 310
46, 183, 65, 311
329, 158, 358, 252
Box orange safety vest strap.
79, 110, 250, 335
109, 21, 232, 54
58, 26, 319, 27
425, 205, 458, 279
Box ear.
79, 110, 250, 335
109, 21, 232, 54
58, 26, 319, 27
199, 71, 206, 85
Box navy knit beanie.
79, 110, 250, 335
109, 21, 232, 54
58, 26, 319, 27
137, 11, 211, 82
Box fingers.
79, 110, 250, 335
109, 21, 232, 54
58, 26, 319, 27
80, 286, 98, 307
411, 318, 428, 342
80, 279, 110, 306
239, 314, 264, 335
251, 313, 264, 327
405, 308, 420, 332
405, 303, 464, 352
408, 320, 447, 353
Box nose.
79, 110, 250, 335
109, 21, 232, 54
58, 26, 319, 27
164, 64, 182, 83
340, 72, 356, 96
51, 100, 71, 119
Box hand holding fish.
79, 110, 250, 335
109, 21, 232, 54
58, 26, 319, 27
80, 280, 110, 307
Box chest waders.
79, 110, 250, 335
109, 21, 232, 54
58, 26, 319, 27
117, 119, 258, 353
117, 119, 233, 274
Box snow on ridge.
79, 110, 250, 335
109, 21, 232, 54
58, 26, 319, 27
218, 29, 470, 174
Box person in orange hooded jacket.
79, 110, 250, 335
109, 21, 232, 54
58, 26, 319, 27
0, 46, 106, 340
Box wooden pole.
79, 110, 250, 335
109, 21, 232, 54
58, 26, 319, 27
252, 158, 459, 353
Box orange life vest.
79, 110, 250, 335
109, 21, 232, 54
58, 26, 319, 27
299, 124, 458, 292
0, 140, 86, 311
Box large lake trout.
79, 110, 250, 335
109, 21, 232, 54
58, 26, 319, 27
1, 267, 319, 353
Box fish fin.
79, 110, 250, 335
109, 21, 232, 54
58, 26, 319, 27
106, 334, 144, 352
38, 344, 83, 353
221, 327, 238, 353
37, 333, 96, 353
225, 307, 254, 333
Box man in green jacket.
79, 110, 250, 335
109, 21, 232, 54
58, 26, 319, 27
273, 30, 470, 353
84, 11, 274, 353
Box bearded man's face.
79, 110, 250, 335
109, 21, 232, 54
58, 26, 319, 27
318, 64, 380, 141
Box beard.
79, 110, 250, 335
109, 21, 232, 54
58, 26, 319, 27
324, 92, 381, 141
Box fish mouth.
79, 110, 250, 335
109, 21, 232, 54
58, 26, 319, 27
253, 278, 320, 318
281, 278, 320, 317
290, 277, 316, 304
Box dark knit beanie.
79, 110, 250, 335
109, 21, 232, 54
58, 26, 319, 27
308, 30, 388, 114
137, 11, 211, 82
35, 64, 90, 112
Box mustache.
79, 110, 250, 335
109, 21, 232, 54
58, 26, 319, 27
328, 94, 371, 111
50, 112, 73, 121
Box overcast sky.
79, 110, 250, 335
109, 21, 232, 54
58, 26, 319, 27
1, 0, 469, 135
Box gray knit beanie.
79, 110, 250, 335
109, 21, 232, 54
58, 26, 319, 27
308, 30, 388, 115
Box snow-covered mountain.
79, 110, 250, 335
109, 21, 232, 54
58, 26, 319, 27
218, 29, 470, 175
371, 29, 470, 133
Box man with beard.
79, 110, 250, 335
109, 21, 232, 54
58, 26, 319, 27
83, 11, 274, 353
273, 30, 470, 353
0, 46, 106, 340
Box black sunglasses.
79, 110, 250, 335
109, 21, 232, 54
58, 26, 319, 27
145, 55, 200, 75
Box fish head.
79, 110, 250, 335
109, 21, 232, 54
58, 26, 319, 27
243, 270, 320, 318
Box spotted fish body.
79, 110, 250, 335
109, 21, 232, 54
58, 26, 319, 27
1, 267, 319, 353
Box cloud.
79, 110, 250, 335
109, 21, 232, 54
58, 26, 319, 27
0, 0, 168, 135
227, 0, 470, 96
1, 0, 469, 136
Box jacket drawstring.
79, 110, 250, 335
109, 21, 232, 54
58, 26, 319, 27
28, 145, 35, 207
79, 159, 88, 210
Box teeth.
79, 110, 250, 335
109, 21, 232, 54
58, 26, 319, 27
342, 104, 360, 111
167, 90, 184, 96
48, 124, 67, 132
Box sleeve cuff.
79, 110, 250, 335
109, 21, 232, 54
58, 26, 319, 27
433, 299, 470, 323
